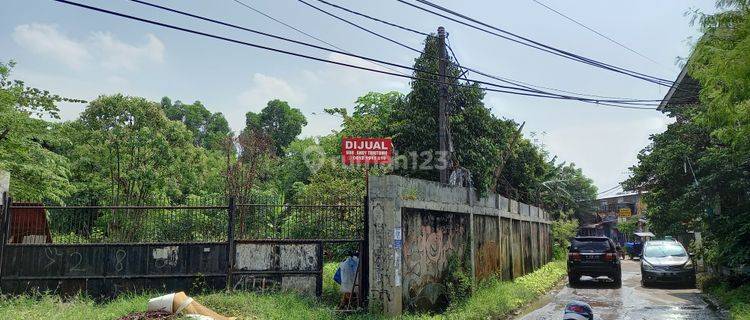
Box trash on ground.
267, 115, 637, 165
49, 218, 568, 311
147, 292, 235, 320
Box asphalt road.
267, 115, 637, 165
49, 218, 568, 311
516, 260, 724, 320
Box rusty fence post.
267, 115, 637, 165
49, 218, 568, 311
226, 196, 236, 291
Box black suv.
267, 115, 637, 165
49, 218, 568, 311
567, 236, 622, 287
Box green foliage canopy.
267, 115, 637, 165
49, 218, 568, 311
245, 99, 307, 156
0, 61, 79, 202
60, 94, 226, 205
160, 97, 231, 151
625, 1, 750, 267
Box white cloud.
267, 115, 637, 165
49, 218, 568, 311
91, 32, 164, 71
12, 23, 164, 71
539, 114, 670, 191
313, 53, 409, 89
229, 54, 408, 135
12, 23, 91, 69
327, 52, 393, 74
237, 73, 306, 111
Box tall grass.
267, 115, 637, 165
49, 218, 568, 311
0, 260, 566, 320
700, 275, 750, 320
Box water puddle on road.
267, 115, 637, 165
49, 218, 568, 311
513, 261, 725, 320
513, 281, 560, 318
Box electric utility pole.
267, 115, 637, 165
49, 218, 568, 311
437, 26, 449, 184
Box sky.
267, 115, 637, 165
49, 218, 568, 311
0, 0, 717, 196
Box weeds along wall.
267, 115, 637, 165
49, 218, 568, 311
367, 175, 552, 316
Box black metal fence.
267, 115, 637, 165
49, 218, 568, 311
0, 193, 367, 298
3, 195, 363, 244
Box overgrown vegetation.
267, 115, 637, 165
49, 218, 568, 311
551, 216, 579, 259
1, 31, 592, 319
699, 275, 750, 320
616, 217, 638, 240
0, 260, 567, 320
1, 31, 599, 239
443, 253, 473, 311
0, 291, 336, 320
624, 0, 750, 269
436, 260, 566, 320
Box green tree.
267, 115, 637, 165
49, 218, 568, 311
160, 97, 231, 151
245, 99, 307, 156
623, 108, 708, 240
293, 133, 366, 203
552, 217, 579, 259
625, 0, 750, 267
539, 162, 598, 220
389, 34, 507, 193
385, 35, 598, 208
326, 91, 403, 137
62, 94, 224, 205
271, 137, 317, 199
0, 61, 81, 202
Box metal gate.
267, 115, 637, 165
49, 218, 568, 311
0, 193, 367, 299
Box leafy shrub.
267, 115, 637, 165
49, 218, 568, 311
699, 274, 750, 320
444, 252, 472, 311
551, 219, 578, 260
617, 217, 638, 239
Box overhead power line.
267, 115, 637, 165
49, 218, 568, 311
446, 41, 651, 101
410, 0, 675, 86
230, 0, 344, 55
129, 0, 653, 106
135, 0, 663, 106
296, 0, 422, 54
55, 0, 657, 109
307, 0, 659, 102
530, 0, 668, 69
398, 0, 674, 87
597, 185, 622, 195
292, 0, 663, 105
229, 0, 407, 76
312, 0, 429, 36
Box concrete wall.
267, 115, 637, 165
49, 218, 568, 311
402, 209, 468, 312
368, 175, 553, 315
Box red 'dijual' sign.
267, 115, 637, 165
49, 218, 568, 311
341, 137, 392, 165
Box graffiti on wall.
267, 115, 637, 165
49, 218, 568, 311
369, 200, 393, 307
402, 209, 467, 312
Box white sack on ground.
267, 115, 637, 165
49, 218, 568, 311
147, 291, 235, 320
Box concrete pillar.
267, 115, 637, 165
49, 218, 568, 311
367, 176, 403, 316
